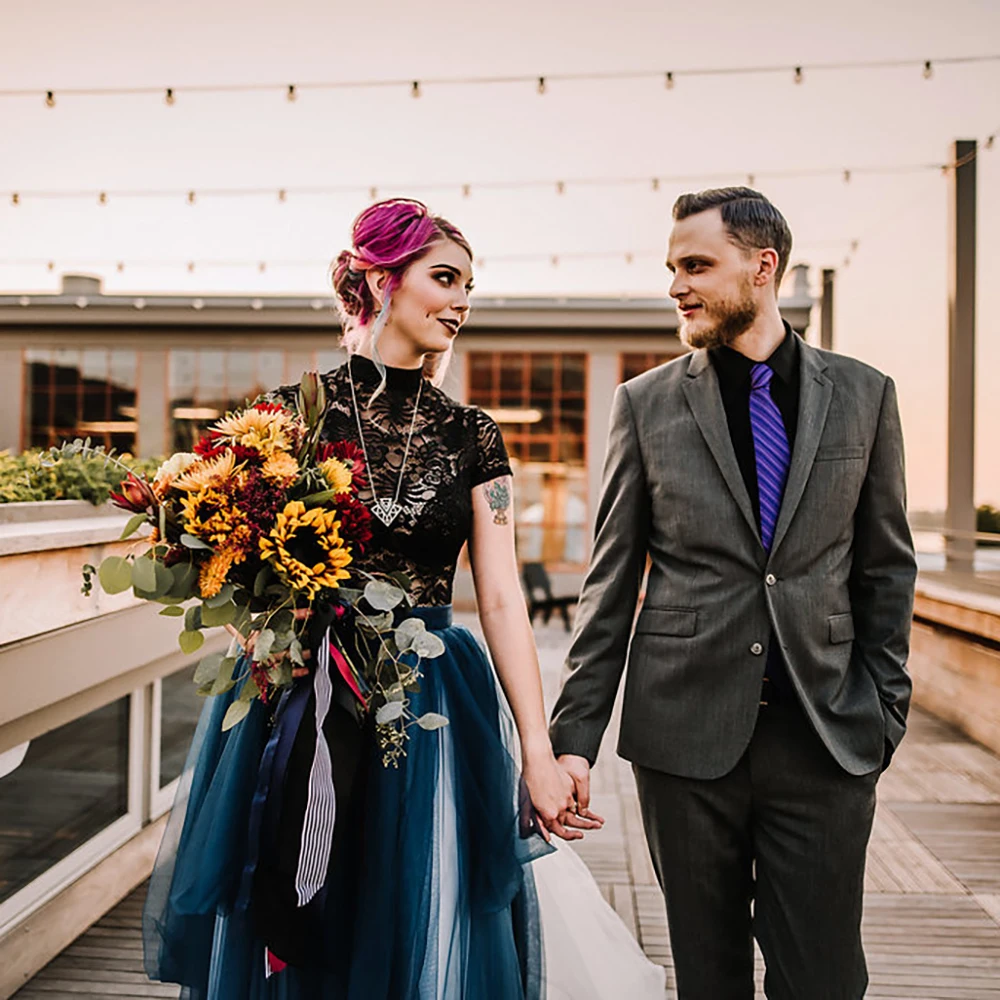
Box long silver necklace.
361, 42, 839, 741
348, 357, 424, 527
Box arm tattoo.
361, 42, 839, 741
483, 477, 511, 525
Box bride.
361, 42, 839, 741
143, 197, 665, 999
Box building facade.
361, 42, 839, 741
0, 270, 815, 579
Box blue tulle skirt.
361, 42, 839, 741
143, 606, 551, 999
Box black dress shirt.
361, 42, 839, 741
710, 322, 800, 527
710, 323, 801, 702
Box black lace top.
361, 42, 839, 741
263, 355, 512, 606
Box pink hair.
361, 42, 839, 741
331, 197, 472, 330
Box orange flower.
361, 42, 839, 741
199, 547, 236, 599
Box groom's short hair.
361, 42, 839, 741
672, 187, 793, 290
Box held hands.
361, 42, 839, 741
522, 749, 605, 843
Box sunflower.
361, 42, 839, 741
211, 407, 301, 459
259, 500, 352, 599
172, 451, 241, 492
180, 487, 252, 562
318, 457, 353, 495
261, 451, 300, 484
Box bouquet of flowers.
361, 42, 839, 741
54, 372, 446, 763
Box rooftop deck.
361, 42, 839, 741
15, 620, 1000, 999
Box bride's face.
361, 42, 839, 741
371, 240, 474, 357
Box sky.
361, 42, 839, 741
1, 0, 998, 511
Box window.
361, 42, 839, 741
23, 348, 138, 452
158, 666, 204, 790
467, 352, 588, 568
620, 352, 684, 383
0, 698, 130, 906
169, 349, 286, 451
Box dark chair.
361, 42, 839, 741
522, 562, 577, 632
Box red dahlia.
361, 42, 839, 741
336, 494, 373, 553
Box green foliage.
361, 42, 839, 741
977, 505, 1000, 548
0, 448, 160, 505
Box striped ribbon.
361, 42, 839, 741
294, 625, 337, 906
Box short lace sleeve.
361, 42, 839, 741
470, 408, 512, 487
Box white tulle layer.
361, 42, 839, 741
534, 842, 667, 999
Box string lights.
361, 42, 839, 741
3, 158, 965, 208
9, 53, 996, 107
0, 239, 864, 277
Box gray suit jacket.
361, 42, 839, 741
549, 338, 917, 779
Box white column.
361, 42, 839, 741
0, 348, 22, 451
586, 351, 619, 546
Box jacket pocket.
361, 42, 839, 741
829, 612, 855, 644
815, 445, 865, 462
634, 607, 697, 637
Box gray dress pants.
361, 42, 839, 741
633, 698, 878, 1000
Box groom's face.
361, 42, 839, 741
667, 208, 759, 350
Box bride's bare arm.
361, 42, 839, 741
468, 475, 603, 840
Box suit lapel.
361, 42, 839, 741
769, 341, 832, 557
682, 350, 761, 545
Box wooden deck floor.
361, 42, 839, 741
16, 620, 1000, 998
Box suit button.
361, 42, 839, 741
750, 642, 764, 656
765, 574, 777, 586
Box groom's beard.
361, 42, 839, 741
680, 279, 758, 350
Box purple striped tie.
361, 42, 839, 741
749, 363, 790, 551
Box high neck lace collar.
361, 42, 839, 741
345, 354, 425, 394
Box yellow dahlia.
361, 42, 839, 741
318, 457, 353, 495
262, 451, 300, 484
199, 548, 236, 599
259, 500, 352, 600
211, 407, 301, 459
173, 451, 240, 492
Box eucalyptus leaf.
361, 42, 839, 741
411, 632, 446, 659
196, 681, 215, 697
151, 560, 174, 597
253, 628, 276, 662
168, 561, 199, 599
270, 609, 294, 635
365, 580, 405, 612
204, 583, 235, 608
271, 628, 295, 653
221, 700, 250, 731
181, 533, 212, 551
184, 605, 202, 633
130, 555, 154, 592
239, 677, 261, 703
359, 611, 393, 632
211, 656, 239, 696
415, 713, 449, 731
98, 555, 132, 595
193, 652, 225, 685
120, 512, 148, 541
253, 565, 274, 597
289, 638, 305, 667
268, 660, 294, 689
201, 601, 237, 627
158, 605, 185, 617
158, 504, 167, 542
179, 629, 205, 654
375, 701, 405, 725
389, 571, 413, 594
394, 617, 427, 652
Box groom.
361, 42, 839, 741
550, 188, 917, 999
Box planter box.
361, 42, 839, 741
910, 577, 1000, 755
0, 505, 147, 646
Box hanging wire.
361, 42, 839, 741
3, 53, 997, 102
